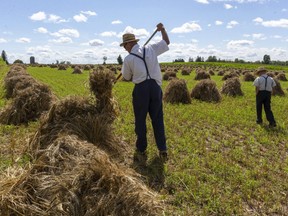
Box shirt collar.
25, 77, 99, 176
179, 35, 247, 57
130, 43, 140, 53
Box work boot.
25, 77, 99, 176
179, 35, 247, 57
133, 150, 147, 163
256, 120, 263, 124
159, 151, 168, 162
269, 122, 276, 128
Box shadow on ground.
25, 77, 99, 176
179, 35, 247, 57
132, 156, 165, 191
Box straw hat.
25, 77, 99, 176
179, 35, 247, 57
255, 67, 267, 75
120, 33, 139, 47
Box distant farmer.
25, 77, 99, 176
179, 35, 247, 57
253, 67, 277, 127
120, 23, 170, 162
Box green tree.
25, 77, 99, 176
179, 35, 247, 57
117, 55, 123, 65
195, 56, 204, 62
173, 58, 185, 62
1, 50, 9, 64
235, 58, 245, 63
206, 56, 217, 62
263, 54, 271, 64
188, 57, 194, 62
103, 56, 107, 64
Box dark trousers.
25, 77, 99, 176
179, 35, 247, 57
256, 91, 276, 124
132, 79, 167, 152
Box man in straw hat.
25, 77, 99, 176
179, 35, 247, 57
120, 23, 170, 162
253, 67, 277, 127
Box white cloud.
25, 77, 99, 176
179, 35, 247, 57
272, 35, 282, 39
171, 22, 202, 33
271, 47, 286, 54
70, 47, 125, 64
226, 20, 239, 28
48, 14, 67, 23
260, 19, 288, 28
16, 37, 31, 43
36, 27, 48, 34
81, 11, 97, 16
10, 38, 286, 64
30, 11, 46, 21
0, 38, 7, 43
253, 17, 288, 28
253, 17, 263, 23
51, 29, 80, 38
111, 41, 120, 46
252, 33, 266, 40
89, 39, 104, 46
227, 40, 254, 49
224, 4, 233, 9
215, 20, 223, 25
121, 26, 150, 38
29, 11, 67, 23
26, 46, 52, 55
100, 31, 117, 37
73, 14, 88, 22
49, 37, 73, 44
112, 20, 122, 25
73, 11, 96, 22
195, 0, 209, 4
50, 32, 62, 37
25, 46, 63, 64
73, 49, 98, 61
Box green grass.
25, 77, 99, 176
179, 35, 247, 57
1, 63, 288, 215
27, 66, 91, 98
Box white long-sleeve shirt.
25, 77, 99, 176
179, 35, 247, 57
121, 40, 169, 86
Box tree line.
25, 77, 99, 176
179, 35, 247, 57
173, 54, 288, 66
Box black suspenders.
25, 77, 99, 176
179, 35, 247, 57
130, 48, 152, 80
262, 75, 268, 90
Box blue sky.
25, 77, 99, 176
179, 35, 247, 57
0, 0, 287, 64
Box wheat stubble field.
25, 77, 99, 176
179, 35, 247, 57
0, 60, 288, 215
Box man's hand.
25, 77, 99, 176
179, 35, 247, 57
156, 23, 170, 45
157, 23, 164, 31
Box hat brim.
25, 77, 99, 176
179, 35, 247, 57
256, 69, 267, 75
120, 39, 140, 47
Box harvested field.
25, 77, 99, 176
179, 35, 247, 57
0, 64, 162, 216
1, 62, 288, 216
